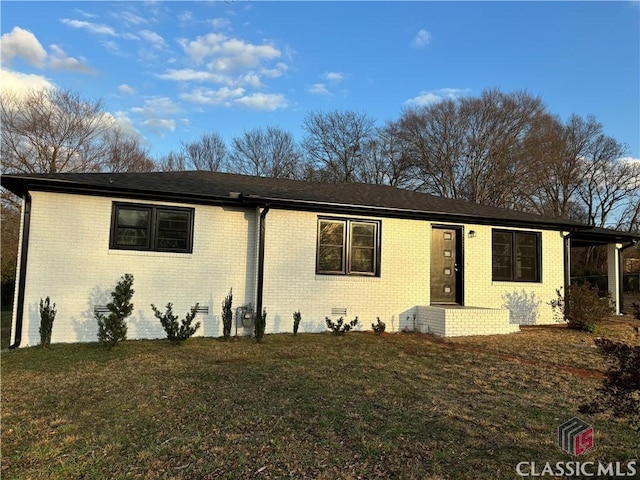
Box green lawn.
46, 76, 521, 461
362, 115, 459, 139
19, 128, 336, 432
1, 324, 638, 479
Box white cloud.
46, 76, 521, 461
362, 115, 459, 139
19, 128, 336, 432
0, 26, 47, 68
323, 71, 344, 83
234, 93, 287, 111
139, 29, 167, 49
180, 86, 246, 106
619, 156, 640, 165
129, 97, 180, 137
117, 10, 149, 27
210, 18, 232, 30
261, 62, 288, 78
308, 83, 331, 96
131, 96, 180, 117
178, 11, 193, 24
112, 110, 144, 139
182, 33, 281, 71
49, 45, 95, 74
118, 84, 136, 95
141, 118, 175, 135
158, 68, 228, 83
61, 18, 117, 36
404, 88, 470, 106
412, 29, 431, 48
0, 69, 53, 97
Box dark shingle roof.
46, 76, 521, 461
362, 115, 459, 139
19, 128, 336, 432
0, 170, 616, 232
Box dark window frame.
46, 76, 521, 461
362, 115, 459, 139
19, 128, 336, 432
316, 217, 381, 276
491, 229, 541, 282
110, 202, 194, 253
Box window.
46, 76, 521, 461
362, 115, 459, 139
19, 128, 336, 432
317, 218, 380, 275
492, 229, 541, 282
110, 203, 194, 253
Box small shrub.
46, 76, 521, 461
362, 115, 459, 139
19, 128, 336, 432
151, 302, 201, 344
580, 338, 640, 431
39, 296, 56, 348
293, 310, 301, 335
325, 316, 358, 336
255, 308, 267, 342
632, 302, 640, 322
222, 289, 233, 340
548, 284, 613, 332
372, 317, 386, 335
96, 273, 134, 349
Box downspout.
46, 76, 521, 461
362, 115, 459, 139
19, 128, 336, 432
255, 205, 270, 328
9, 192, 32, 350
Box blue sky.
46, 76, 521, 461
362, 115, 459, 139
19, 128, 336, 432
1, 1, 639, 161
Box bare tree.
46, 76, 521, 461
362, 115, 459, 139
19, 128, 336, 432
397, 89, 546, 207
302, 110, 376, 183
182, 132, 227, 171
1, 87, 154, 299
1, 89, 113, 174
103, 129, 155, 173
357, 121, 418, 188
577, 136, 638, 228
229, 126, 302, 178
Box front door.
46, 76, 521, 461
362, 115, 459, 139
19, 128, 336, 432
430, 226, 463, 304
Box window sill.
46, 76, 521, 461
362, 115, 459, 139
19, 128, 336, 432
108, 249, 193, 258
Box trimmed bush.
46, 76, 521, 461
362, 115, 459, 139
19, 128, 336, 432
372, 317, 386, 335
548, 283, 614, 332
151, 302, 201, 344
96, 273, 134, 349
632, 302, 640, 322
293, 310, 301, 335
222, 289, 233, 340
325, 316, 358, 336
39, 296, 56, 348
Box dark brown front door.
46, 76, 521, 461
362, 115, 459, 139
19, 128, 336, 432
430, 227, 462, 304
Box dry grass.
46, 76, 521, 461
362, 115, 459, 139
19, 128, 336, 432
2, 323, 638, 479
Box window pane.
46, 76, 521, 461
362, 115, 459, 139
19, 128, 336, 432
515, 233, 538, 281
492, 231, 513, 280
492, 256, 512, 281
318, 221, 345, 272
116, 208, 150, 248
318, 246, 344, 272
349, 222, 376, 274
351, 223, 375, 247
319, 221, 344, 246
118, 208, 149, 228
351, 247, 374, 273
156, 210, 190, 250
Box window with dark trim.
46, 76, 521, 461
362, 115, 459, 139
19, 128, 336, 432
492, 229, 541, 282
317, 218, 380, 276
110, 203, 194, 253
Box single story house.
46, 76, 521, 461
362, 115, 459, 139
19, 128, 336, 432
2, 171, 638, 348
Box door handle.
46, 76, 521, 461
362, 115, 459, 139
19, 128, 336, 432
454, 264, 459, 272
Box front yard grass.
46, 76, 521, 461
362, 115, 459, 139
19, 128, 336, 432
2, 324, 638, 479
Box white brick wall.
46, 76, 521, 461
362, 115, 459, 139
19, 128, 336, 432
12, 192, 568, 346
260, 210, 429, 334
16, 191, 257, 346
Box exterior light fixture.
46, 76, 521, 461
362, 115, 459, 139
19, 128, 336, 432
468, 230, 476, 238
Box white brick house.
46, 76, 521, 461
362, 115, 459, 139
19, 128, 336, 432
2, 171, 637, 347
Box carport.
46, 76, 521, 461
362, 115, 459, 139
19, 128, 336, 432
567, 227, 639, 315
